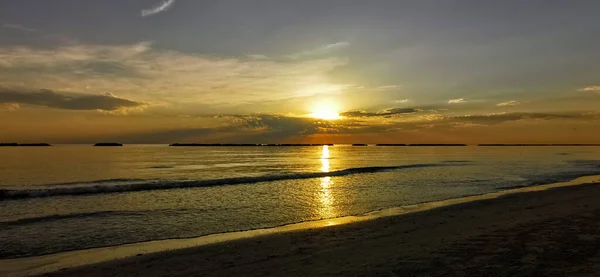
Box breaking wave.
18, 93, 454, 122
0, 163, 465, 200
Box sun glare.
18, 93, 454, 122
309, 101, 341, 120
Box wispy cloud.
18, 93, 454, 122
496, 100, 524, 107
248, 54, 268, 60
579, 86, 600, 92
141, 0, 176, 17
2, 23, 38, 32
0, 42, 348, 110
448, 98, 466, 104
2, 23, 77, 44
290, 42, 349, 59
375, 85, 401, 91
395, 99, 410, 104
446, 112, 593, 126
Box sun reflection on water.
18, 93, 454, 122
320, 146, 330, 172
318, 145, 335, 218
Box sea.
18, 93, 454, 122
1, 145, 600, 259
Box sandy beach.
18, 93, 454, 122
30, 179, 600, 277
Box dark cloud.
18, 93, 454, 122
339, 111, 376, 117
391, 112, 599, 131
220, 111, 600, 137
339, 111, 600, 133
340, 108, 422, 118
220, 114, 323, 136
448, 112, 588, 125
0, 88, 145, 111
100, 111, 600, 143
111, 115, 326, 143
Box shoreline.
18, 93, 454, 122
1, 174, 599, 276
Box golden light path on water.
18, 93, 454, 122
319, 145, 335, 219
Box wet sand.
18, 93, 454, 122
36, 180, 600, 277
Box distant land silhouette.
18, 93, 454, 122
375, 144, 468, 146
376, 144, 406, 146
169, 143, 334, 147
94, 143, 124, 146
478, 144, 600, 146
0, 143, 18, 147
0, 143, 51, 147
169, 143, 475, 147
2, 143, 597, 147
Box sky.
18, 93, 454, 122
1, 0, 599, 144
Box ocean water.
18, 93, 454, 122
1, 145, 600, 258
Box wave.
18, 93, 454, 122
0, 208, 218, 227
35, 178, 148, 187
149, 165, 175, 169
0, 163, 464, 200
0, 211, 133, 226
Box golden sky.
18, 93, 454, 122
1, 1, 599, 143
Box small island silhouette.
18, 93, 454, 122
94, 143, 124, 147
0, 143, 51, 147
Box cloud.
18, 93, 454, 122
448, 98, 466, 104
248, 54, 268, 60
375, 85, 401, 91
2, 23, 77, 44
158, 114, 330, 142
0, 42, 348, 108
214, 113, 398, 138
0, 88, 146, 111
103, 92, 118, 98
395, 99, 410, 104
443, 112, 597, 127
340, 108, 421, 118
314, 42, 350, 52
335, 111, 598, 134
110, 114, 322, 143
496, 100, 524, 107
579, 86, 600, 92
93, 109, 600, 143
141, 0, 176, 17
0, 103, 20, 111
2, 23, 38, 32
290, 42, 349, 59
294, 84, 347, 97
339, 111, 598, 133
338, 110, 372, 117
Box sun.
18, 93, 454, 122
309, 101, 341, 120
